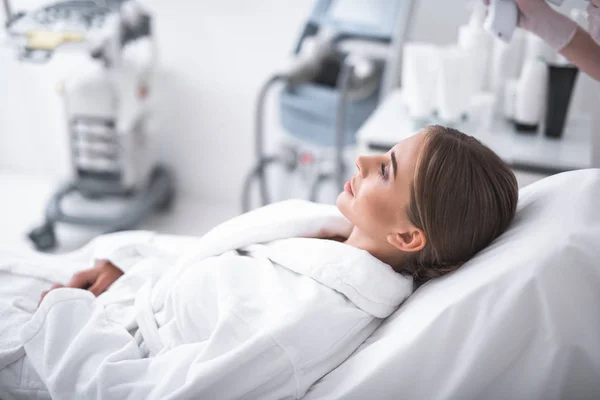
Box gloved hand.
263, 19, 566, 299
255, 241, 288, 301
589, 0, 600, 45
483, 0, 578, 51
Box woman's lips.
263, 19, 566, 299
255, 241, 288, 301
344, 179, 354, 196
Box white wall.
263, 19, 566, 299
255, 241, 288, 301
0, 0, 597, 207
145, 0, 315, 204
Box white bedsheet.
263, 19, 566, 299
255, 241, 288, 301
305, 169, 600, 400
3, 170, 599, 400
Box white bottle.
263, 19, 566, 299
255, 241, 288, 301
458, 1, 492, 92
524, 32, 555, 64
401, 42, 439, 121
503, 79, 519, 120
514, 57, 548, 131
437, 46, 472, 123
489, 29, 525, 114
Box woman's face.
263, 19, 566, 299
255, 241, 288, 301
336, 130, 427, 240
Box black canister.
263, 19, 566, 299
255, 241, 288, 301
544, 64, 579, 139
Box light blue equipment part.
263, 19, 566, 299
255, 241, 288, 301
2, 0, 175, 251
242, 0, 414, 212
281, 0, 404, 146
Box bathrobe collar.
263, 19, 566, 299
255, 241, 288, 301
263, 238, 413, 318
152, 200, 413, 312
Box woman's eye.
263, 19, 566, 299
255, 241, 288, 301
380, 163, 388, 180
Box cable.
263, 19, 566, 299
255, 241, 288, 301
2, 0, 12, 23
309, 172, 331, 202
241, 75, 283, 212
242, 156, 283, 213
256, 76, 282, 207
243, 47, 357, 210
335, 57, 354, 192
309, 57, 354, 200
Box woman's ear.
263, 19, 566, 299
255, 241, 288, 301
387, 228, 426, 253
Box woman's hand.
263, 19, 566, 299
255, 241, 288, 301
38, 259, 124, 306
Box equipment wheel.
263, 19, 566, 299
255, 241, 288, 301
28, 223, 57, 251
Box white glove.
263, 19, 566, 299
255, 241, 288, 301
589, 0, 600, 45
483, 0, 578, 51
515, 0, 578, 51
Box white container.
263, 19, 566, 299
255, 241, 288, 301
489, 29, 526, 85
489, 29, 527, 114
505, 29, 526, 79
489, 40, 509, 111
503, 79, 519, 120
469, 91, 496, 131
458, 1, 494, 92
458, 24, 491, 92
514, 58, 549, 129
436, 46, 473, 123
458, 2, 492, 93
524, 31, 556, 64
401, 43, 439, 121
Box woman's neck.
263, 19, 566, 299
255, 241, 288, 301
344, 227, 406, 270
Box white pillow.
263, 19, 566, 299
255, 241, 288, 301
305, 169, 600, 400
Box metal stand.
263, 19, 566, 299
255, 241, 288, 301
28, 165, 175, 251
2, 0, 12, 23
241, 57, 357, 212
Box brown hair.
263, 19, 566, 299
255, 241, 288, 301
404, 125, 518, 289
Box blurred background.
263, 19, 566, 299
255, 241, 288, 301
0, 0, 597, 252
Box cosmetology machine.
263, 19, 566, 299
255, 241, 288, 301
241, 0, 414, 212
2, 0, 175, 250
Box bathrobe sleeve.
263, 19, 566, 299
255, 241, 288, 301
102, 244, 148, 272
21, 289, 296, 400
91, 232, 195, 274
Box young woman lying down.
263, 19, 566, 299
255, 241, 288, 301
0, 125, 518, 400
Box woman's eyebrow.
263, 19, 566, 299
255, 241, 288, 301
391, 151, 397, 180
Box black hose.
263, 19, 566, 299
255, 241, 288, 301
257, 76, 284, 208
241, 156, 282, 213
241, 76, 283, 213
303, 58, 355, 202
244, 56, 354, 210
309, 172, 332, 202
334, 57, 354, 193
2, 0, 12, 22
242, 161, 264, 214
256, 76, 282, 160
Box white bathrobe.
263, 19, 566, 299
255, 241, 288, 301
0, 200, 413, 400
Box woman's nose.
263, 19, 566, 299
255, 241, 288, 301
355, 155, 373, 177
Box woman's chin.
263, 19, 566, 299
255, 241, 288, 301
336, 193, 350, 214
335, 192, 345, 207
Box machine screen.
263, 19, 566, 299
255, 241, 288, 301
328, 0, 393, 27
